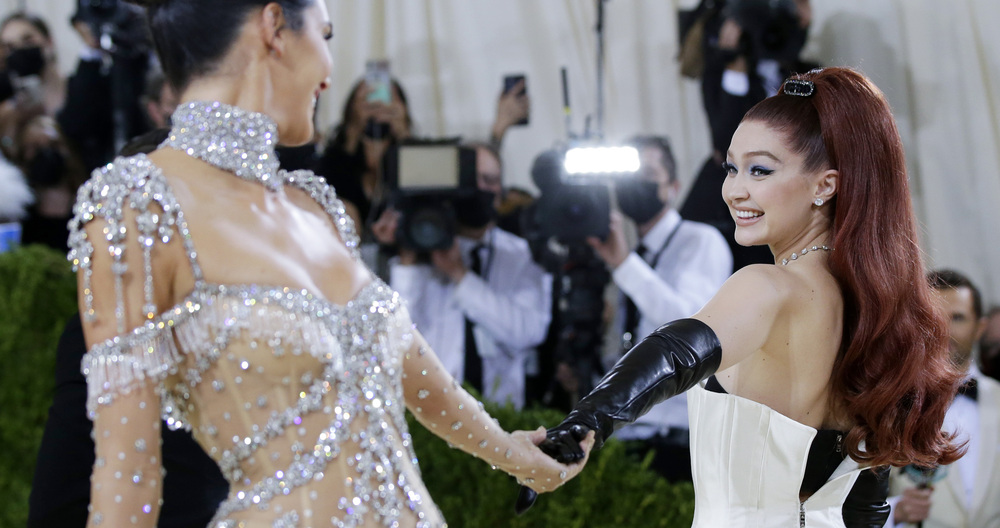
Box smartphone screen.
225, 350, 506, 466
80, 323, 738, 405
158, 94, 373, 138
366, 60, 391, 104
502, 74, 528, 126
503, 74, 526, 96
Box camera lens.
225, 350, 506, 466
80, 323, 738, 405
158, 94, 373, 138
407, 208, 452, 251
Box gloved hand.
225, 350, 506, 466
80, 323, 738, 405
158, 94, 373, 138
538, 423, 592, 463
514, 318, 723, 514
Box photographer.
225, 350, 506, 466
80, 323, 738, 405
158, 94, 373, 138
57, 1, 152, 172
0, 12, 66, 118
13, 114, 86, 251
588, 135, 731, 481
316, 77, 413, 231
381, 143, 552, 409
679, 0, 812, 270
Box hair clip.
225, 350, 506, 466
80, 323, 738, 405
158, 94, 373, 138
783, 79, 815, 97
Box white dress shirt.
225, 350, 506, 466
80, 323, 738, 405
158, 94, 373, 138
390, 226, 552, 409
613, 209, 732, 438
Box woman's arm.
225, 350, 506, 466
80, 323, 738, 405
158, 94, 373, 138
77, 214, 173, 527
692, 264, 789, 371
397, 309, 591, 493
539, 265, 790, 460
70, 163, 188, 527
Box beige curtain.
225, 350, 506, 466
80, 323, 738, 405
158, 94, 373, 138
4, 0, 1000, 303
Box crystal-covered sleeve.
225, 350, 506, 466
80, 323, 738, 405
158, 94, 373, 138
69, 162, 185, 527
395, 307, 582, 493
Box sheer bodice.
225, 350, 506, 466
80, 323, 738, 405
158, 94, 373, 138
68, 102, 562, 528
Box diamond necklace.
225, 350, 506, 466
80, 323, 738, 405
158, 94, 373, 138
164, 101, 283, 192
781, 245, 833, 265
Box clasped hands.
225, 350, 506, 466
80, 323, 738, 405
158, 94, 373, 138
513, 422, 596, 513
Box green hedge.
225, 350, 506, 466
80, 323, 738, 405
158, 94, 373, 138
0, 246, 80, 528
0, 245, 695, 528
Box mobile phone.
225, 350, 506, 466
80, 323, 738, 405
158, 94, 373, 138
365, 59, 391, 104
502, 74, 529, 126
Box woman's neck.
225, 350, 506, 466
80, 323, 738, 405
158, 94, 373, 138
180, 61, 272, 117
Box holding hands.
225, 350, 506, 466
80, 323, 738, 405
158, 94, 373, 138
509, 426, 595, 494
514, 423, 595, 513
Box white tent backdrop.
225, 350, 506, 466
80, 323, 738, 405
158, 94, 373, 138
4, 0, 999, 304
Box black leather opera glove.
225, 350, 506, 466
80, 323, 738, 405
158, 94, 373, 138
541, 318, 723, 462
841, 466, 891, 528
515, 319, 722, 514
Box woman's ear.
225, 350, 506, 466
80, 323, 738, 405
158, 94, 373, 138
259, 2, 288, 56
814, 169, 838, 204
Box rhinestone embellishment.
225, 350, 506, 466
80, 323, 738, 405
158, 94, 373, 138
164, 101, 282, 192
781, 245, 833, 265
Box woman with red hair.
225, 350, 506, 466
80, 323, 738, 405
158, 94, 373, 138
525, 67, 963, 526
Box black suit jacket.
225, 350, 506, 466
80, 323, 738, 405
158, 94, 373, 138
27, 314, 228, 528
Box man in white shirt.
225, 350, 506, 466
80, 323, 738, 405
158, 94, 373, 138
388, 144, 551, 409
586, 135, 732, 480
889, 270, 1000, 527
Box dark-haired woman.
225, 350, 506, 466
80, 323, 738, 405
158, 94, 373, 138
68, 2, 588, 527
529, 67, 963, 527
315, 78, 412, 231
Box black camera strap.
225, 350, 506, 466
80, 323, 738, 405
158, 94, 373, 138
646, 220, 684, 271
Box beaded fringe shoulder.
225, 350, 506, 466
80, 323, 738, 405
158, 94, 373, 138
67, 154, 361, 421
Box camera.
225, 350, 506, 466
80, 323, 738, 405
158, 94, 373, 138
726, 0, 806, 63
530, 146, 641, 243
74, 0, 151, 57
383, 141, 483, 252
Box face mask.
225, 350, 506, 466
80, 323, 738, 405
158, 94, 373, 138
28, 147, 65, 187
7, 46, 46, 77
454, 190, 497, 229
615, 178, 666, 224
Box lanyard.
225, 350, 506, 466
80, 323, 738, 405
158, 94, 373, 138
644, 220, 684, 270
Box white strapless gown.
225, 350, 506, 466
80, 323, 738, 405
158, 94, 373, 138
688, 382, 864, 527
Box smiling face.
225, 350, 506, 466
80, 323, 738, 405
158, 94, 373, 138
269, 2, 333, 146
722, 119, 837, 252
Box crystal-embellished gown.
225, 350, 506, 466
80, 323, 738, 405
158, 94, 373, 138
69, 102, 552, 528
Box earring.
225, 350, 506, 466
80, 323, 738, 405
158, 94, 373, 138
813, 198, 824, 206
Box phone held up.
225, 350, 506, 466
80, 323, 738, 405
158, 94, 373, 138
503, 73, 529, 126
364, 59, 392, 139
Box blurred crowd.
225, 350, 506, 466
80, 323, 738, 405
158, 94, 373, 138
7, 3, 1000, 509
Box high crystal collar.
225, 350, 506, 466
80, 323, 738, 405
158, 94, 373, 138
165, 101, 283, 191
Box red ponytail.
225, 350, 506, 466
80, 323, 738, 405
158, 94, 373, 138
744, 68, 963, 467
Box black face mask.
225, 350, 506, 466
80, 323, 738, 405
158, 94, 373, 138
7, 46, 46, 77
615, 178, 666, 224
28, 147, 65, 187
454, 190, 497, 229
